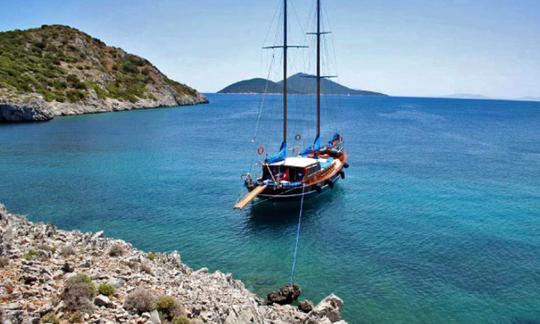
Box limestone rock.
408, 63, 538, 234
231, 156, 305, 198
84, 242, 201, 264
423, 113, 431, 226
307, 294, 344, 323
0, 203, 346, 324
94, 295, 113, 308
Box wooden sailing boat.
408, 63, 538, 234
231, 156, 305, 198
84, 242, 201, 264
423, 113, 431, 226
235, 0, 348, 209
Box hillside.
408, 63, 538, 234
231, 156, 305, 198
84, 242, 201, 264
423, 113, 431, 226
219, 73, 386, 96
0, 25, 208, 122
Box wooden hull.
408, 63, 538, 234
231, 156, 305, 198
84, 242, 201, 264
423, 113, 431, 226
255, 171, 343, 200
246, 152, 348, 201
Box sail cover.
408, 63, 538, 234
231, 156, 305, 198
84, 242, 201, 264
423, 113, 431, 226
300, 136, 321, 156
265, 142, 287, 163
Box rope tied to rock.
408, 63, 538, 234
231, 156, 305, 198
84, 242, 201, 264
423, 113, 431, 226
290, 184, 306, 285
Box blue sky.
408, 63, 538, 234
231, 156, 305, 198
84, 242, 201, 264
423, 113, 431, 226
1, 0, 539, 98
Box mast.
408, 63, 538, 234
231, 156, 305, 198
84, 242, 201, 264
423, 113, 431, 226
316, 0, 321, 138
283, 0, 288, 144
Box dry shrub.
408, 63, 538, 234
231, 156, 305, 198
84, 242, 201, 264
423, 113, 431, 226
60, 245, 76, 257
0, 257, 8, 268
124, 288, 157, 314
155, 295, 185, 320
62, 274, 96, 313
108, 243, 126, 257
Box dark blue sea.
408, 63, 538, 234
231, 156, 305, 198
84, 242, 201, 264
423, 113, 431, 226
1, 94, 539, 323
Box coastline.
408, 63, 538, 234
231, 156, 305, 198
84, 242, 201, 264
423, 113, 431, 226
0, 204, 345, 323
0, 95, 209, 123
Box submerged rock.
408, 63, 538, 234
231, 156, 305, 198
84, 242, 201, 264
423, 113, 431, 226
266, 284, 302, 305
298, 299, 314, 313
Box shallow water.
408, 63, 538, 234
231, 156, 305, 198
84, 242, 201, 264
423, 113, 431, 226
1, 94, 539, 323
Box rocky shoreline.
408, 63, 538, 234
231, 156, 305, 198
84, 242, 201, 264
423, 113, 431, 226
0, 94, 209, 123
0, 204, 345, 324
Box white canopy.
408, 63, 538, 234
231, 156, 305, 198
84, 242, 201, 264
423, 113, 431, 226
269, 157, 319, 168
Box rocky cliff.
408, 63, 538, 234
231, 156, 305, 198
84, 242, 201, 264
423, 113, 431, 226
0, 204, 345, 323
0, 25, 208, 122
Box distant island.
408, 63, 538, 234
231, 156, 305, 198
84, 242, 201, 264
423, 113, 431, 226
0, 25, 208, 123
219, 73, 387, 96
443, 93, 491, 100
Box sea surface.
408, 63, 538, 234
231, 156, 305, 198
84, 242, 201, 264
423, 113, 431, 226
1, 94, 539, 323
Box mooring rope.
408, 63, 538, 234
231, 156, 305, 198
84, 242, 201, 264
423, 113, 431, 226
290, 184, 306, 284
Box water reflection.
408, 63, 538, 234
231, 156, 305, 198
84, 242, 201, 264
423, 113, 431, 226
243, 186, 346, 230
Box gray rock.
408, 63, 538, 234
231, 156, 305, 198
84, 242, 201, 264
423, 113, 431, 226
94, 295, 112, 308
148, 310, 161, 324
309, 294, 344, 323
0, 102, 53, 122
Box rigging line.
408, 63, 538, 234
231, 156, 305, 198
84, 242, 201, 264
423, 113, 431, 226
290, 184, 306, 285
249, 53, 276, 176
262, 0, 283, 49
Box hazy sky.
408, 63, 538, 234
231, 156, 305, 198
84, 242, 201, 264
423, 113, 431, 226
1, 0, 539, 98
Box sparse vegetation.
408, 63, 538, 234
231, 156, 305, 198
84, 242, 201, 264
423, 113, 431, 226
60, 244, 75, 257
172, 316, 191, 324
62, 274, 96, 312
124, 288, 157, 314
155, 295, 185, 321
108, 243, 126, 257
23, 249, 38, 260
68, 311, 82, 323
147, 251, 157, 261
0, 256, 8, 267
0, 25, 200, 105
98, 283, 115, 297
41, 312, 60, 324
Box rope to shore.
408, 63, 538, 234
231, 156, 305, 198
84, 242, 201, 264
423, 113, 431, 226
290, 184, 306, 285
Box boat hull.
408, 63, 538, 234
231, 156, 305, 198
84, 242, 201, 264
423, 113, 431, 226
247, 165, 345, 201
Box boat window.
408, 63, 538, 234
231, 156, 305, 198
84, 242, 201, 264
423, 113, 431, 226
306, 164, 321, 176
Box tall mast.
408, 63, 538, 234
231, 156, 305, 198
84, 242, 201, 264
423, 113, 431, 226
316, 0, 321, 137
283, 0, 288, 144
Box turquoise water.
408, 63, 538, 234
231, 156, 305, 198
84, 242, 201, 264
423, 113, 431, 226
1, 94, 539, 323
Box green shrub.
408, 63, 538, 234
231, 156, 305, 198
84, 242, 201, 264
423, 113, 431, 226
41, 312, 60, 324
147, 252, 157, 261
155, 295, 185, 320
122, 61, 138, 74
172, 316, 191, 324
23, 249, 38, 260
69, 311, 82, 323
98, 283, 115, 297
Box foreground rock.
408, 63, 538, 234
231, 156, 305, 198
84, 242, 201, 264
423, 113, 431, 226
0, 25, 208, 123
267, 284, 302, 305
0, 204, 345, 323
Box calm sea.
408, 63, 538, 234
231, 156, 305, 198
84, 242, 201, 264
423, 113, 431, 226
1, 94, 539, 323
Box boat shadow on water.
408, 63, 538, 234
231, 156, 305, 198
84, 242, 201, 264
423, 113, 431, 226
244, 186, 345, 229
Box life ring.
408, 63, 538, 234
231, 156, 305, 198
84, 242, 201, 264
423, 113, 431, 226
257, 145, 265, 155
295, 134, 302, 141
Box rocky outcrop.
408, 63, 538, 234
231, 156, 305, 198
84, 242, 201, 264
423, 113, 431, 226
0, 101, 53, 122
0, 204, 345, 323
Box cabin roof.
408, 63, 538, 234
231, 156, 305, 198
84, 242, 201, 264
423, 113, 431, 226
269, 157, 319, 168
